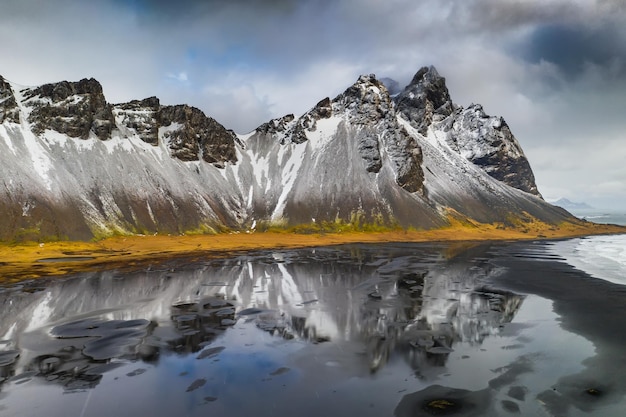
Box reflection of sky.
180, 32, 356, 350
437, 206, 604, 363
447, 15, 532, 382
0, 243, 604, 416
99, 322, 303, 417
2, 294, 586, 417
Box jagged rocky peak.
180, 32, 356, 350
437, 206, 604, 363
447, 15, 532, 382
262, 75, 393, 145
113, 97, 238, 167
287, 97, 334, 144
0, 76, 19, 124
255, 96, 334, 145
334, 74, 424, 191
256, 114, 296, 136
392, 66, 540, 197
334, 74, 393, 116
113, 97, 161, 145
438, 104, 541, 196
158, 104, 238, 167
394, 65, 454, 135
305, 73, 424, 191
334, 74, 394, 174
22, 78, 115, 140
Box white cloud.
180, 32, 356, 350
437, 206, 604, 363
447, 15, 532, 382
167, 71, 188, 83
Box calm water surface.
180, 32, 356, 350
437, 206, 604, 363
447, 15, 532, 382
0, 241, 624, 416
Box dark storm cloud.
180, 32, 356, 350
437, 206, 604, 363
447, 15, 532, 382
521, 23, 626, 79
449, 0, 580, 32
107, 0, 350, 75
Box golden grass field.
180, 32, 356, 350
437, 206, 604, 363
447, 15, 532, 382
1, 216, 624, 284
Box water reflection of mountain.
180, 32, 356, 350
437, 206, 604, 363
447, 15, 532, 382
0, 243, 523, 389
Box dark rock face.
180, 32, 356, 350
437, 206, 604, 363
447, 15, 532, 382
386, 127, 423, 193
310, 97, 332, 119
334, 75, 388, 174
157, 105, 200, 161
257, 114, 295, 136
439, 104, 541, 197
114, 97, 160, 145
23, 78, 115, 140
112, 100, 239, 166
334, 74, 423, 192
282, 97, 334, 145
260, 74, 425, 193
0, 76, 19, 124
394, 66, 454, 135
15, 74, 239, 167
158, 105, 238, 167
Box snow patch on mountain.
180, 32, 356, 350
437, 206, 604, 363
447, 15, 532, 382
304, 115, 341, 152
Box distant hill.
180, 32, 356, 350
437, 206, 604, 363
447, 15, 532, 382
552, 198, 593, 210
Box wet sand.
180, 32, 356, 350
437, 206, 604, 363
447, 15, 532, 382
489, 241, 626, 416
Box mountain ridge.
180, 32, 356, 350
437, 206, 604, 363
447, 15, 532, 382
0, 66, 573, 241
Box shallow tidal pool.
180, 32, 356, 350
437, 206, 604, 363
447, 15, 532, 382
0, 240, 625, 416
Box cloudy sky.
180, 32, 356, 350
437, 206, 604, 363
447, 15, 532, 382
1, 0, 625, 208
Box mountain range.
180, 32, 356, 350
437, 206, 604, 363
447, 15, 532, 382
0, 66, 573, 241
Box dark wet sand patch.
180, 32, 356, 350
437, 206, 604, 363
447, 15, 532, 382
126, 368, 146, 377
269, 367, 290, 376
395, 385, 491, 416
186, 378, 206, 392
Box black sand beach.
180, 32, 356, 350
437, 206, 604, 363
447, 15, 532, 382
489, 241, 626, 416
0, 240, 624, 416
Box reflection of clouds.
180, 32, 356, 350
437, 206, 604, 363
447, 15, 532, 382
0, 244, 524, 386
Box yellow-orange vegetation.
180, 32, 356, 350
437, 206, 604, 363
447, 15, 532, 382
0, 217, 624, 284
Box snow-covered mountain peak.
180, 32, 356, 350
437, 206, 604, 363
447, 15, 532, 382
253, 74, 394, 148
434, 103, 540, 196
409, 65, 442, 85
334, 74, 391, 111
394, 66, 454, 135
0, 67, 569, 240
19, 78, 115, 141
388, 67, 541, 198
112, 97, 161, 145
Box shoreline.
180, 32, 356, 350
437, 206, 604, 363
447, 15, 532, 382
1, 220, 624, 283
491, 243, 626, 415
